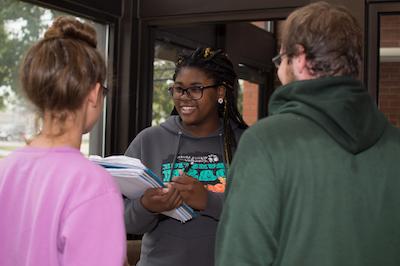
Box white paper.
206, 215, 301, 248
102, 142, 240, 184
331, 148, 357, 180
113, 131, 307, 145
89, 155, 195, 223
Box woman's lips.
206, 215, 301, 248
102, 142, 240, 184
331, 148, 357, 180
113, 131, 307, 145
180, 106, 196, 115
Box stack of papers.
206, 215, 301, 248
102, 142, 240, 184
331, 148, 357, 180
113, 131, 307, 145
89, 155, 195, 223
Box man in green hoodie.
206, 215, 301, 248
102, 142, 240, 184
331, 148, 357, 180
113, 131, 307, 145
216, 2, 400, 266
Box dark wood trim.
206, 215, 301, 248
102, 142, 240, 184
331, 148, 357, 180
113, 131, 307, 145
23, 0, 120, 22
134, 23, 155, 140
108, 18, 155, 154
140, 0, 304, 19
257, 83, 268, 120
105, 0, 138, 155
261, 71, 276, 118
103, 22, 117, 156
155, 25, 218, 49
366, 2, 379, 102
143, 8, 292, 26
367, 0, 400, 3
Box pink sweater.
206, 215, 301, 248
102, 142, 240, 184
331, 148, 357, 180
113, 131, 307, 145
0, 147, 125, 265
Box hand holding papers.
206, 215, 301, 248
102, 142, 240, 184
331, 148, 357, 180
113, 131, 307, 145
90, 155, 195, 223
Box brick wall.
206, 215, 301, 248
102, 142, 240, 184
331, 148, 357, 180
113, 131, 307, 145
380, 16, 400, 47
242, 81, 259, 125
379, 15, 400, 128
379, 62, 400, 127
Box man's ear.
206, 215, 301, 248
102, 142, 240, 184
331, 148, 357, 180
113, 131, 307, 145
293, 44, 313, 79
87, 83, 102, 107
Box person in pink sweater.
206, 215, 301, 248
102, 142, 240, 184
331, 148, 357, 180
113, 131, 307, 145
0, 17, 125, 265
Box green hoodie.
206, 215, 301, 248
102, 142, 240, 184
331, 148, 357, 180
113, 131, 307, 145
216, 77, 400, 266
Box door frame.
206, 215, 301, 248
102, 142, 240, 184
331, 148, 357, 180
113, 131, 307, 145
366, 1, 400, 102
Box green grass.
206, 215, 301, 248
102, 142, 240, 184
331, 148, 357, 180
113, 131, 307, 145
0, 145, 18, 151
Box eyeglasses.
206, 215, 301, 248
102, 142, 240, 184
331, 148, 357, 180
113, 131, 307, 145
101, 85, 109, 96
272, 53, 286, 68
168, 84, 220, 100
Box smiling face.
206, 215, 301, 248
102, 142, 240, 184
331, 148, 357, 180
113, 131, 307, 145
173, 67, 224, 134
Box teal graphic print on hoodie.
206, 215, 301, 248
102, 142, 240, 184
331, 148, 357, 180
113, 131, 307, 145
216, 76, 400, 266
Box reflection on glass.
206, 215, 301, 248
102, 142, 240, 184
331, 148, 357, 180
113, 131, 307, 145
152, 59, 175, 126
238, 79, 259, 126
0, 0, 108, 158
379, 15, 400, 128
251, 21, 274, 32
152, 41, 192, 126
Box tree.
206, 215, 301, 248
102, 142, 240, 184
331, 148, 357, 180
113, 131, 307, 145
0, 0, 54, 110
152, 59, 175, 125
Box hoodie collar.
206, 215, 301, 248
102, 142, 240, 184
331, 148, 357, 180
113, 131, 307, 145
269, 76, 387, 154
161, 115, 233, 139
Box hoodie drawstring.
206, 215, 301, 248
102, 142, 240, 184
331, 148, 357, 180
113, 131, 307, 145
169, 131, 182, 181
169, 130, 227, 181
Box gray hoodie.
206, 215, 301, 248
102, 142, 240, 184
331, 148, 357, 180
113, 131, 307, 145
124, 115, 245, 266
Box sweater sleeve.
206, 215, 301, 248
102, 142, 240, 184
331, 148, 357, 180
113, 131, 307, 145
124, 134, 160, 234
60, 191, 125, 266
124, 197, 160, 234
215, 129, 280, 266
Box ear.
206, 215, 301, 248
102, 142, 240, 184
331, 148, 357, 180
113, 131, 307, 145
87, 83, 102, 107
292, 44, 313, 80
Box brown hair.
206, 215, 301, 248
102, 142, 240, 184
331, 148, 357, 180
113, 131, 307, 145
281, 1, 362, 78
20, 16, 106, 117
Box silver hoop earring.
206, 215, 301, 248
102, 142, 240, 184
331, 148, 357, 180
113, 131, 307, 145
218, 98, 224, 104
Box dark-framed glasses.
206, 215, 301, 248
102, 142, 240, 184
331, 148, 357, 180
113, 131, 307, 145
101, 85, 109, 96
168, 84, 220, 100
272, 53, 286, 68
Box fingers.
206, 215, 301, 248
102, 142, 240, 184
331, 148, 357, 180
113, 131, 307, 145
171, 182, 192, 192
172, 196, 183, 208
170, 189, 183, 208
141, 186, 180, 212
172, 174, 194, 184
163, 184, 179, 200
158, 184, 182, 210
171, 175, 197, 194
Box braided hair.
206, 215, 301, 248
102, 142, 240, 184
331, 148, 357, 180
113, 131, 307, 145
172, 47, 248, 165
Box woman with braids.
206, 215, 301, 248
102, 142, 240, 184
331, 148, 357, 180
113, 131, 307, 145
124, 47, 247, 266
0, 17, 125, 265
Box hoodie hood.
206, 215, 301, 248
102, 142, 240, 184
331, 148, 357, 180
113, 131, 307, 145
268, 76, 388, 154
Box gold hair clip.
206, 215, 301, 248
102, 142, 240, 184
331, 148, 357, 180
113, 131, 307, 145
204, 48, 212, 59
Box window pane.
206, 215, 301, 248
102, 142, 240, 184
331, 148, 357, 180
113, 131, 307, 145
152, 59, 175, 126
0, 0, 109, 158
238, 79, 259, 126
152, 41, 192, 126
251, 21, 274, 33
